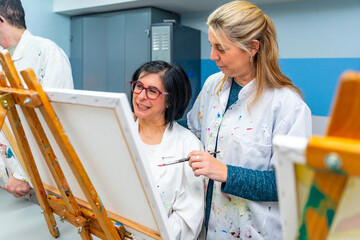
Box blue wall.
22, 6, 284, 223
22, 0, 71, 55
182, 0, 360, 117
201, 58, 360, 117
279, 58, 360, 116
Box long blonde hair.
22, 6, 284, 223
207, 1, 301, 107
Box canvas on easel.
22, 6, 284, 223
274, 71, 360, 240
0, 49, 173, 240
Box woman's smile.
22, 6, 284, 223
136, 102, 150, 111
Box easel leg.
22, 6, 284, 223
0, 52, 92, 238
21, 69, 121, 239
20, 107, 93, 240
0, 103, 7, 130
0, 50, 123, 239
6, 107, 60, 238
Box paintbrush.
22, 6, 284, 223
158, 151, 220, 167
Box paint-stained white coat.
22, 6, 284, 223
187, 72, 312, 239
139, 121, 205, 239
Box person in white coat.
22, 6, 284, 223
186, 1, 312, 239
0, 0, 74, 197
131, 61, 204, 239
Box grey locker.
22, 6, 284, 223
70, 17, 83, 90
107, 14, 126, 93
70, 8, 180, 99
83, 16, 107, 91
151, 23, 201, 119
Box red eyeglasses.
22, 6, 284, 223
130, 81, 168, 100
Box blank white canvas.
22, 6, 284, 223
15, 88, 173, 240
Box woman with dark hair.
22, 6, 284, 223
131, 60, 204, 239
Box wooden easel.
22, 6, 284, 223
0, 50, 123, 239
297, 71, 360, 240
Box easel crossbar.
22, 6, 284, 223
0, 87, 42, 107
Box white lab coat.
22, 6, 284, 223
0, 30, 74, 187
10, 30, 74, 89
138, 121, 205, 240
187, 72, 312, 240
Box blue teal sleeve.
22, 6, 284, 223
177, 119, 188, 129
221, 165, 278, 201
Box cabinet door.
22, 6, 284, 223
70, 17, 83, 90
71, 8, 178, 95
107, 14, 126, 93
83, 16, 108, 91
124, 9, 150, 98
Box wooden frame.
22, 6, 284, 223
0, 49, 173, 239
275, 71, 360, 240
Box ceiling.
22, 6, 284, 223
146, 0, 307, 14
54, 0, 308, 16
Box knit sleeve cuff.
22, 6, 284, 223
221, 165, 240, 193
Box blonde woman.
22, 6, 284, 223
186, 1, 312, 239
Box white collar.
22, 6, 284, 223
12, 29, 32, 61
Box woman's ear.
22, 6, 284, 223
249, 40, 260, 57
0, 14, 6, 23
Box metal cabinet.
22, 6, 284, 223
70, 8, 179, 98
151, 23, 201, 118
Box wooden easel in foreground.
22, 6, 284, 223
299, 71, 360, 239
275, 71, 360, 240
0, 49, 127, 239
